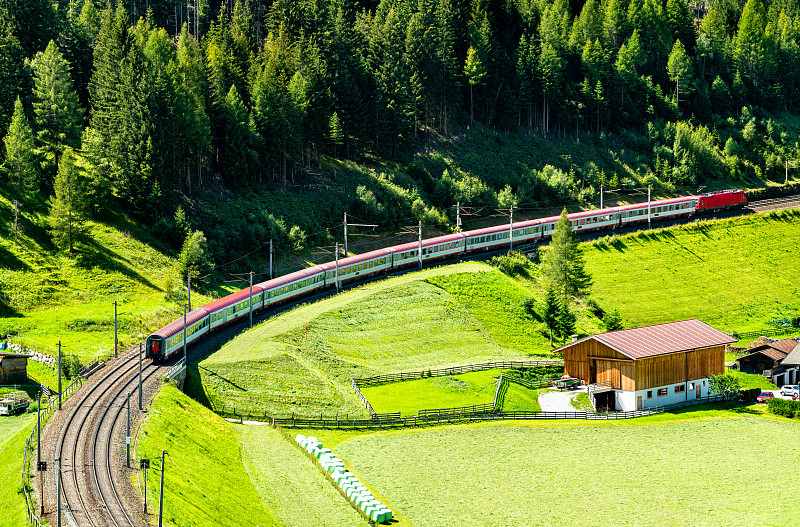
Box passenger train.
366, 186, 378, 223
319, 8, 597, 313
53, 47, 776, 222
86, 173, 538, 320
146, 189, 746, 361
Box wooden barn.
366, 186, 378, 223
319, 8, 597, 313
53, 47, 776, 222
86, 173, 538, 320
734, 337, 799, 386
0, 352, 28, 383
554, 319, 735, 411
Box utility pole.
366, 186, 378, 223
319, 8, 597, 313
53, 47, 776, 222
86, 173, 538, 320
334, 243, 340, 292
126, 392, 130, 467
418, 221, 423, 270
114, 300, 118, 358
138, 343, 143, 411
269, 239, 273, 279
187, 269, 191, 311
58, 341, 62, 411
158, 451, 166, 527
57, 458, 62, 527
343, 213, 378, 256
182, 305, 188, 365
647, 185, 652, 229
248, 271, 254, 328
786, 159, 797, 184
600, 184, 604, 210
455, 202, 462, 232
509, 205, 514, 250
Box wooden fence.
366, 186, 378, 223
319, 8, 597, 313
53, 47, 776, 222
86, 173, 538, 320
733, 327, 799, 341
351, 379, 376, 417
352, 360, 563, 387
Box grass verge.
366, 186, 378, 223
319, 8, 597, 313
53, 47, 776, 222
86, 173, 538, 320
136, 383, 278, 527
0, 413, 36, 527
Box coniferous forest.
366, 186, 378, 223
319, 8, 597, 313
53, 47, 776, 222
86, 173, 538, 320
1, 0, 800, 278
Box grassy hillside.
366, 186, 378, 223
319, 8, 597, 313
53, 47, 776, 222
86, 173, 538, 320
584, 209, 800, 333
332, 412, 800, 526
136, 384, 279, 527
194, 263, 571, 419
0, 413, 36, 527
0, 193, 217, 361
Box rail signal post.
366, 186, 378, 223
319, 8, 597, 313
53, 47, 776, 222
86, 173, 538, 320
126, 392, 131, 467
58, 341, 62, 410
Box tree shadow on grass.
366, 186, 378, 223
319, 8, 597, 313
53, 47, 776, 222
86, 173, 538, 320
75, 234, 161, 291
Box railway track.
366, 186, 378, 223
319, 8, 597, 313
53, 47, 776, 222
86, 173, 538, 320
747, 194, 800, 212
40, 350, 169, 527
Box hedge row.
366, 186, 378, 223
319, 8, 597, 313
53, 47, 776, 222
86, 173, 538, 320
767, 398, 800, 419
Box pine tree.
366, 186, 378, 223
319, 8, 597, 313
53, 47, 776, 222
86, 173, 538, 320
667, 39, 694, 110
220, 85, 255, 187
3, 97, 38, 196
542, 287, 561, 346
542, 208, 592, 298
464, 46, 486, 125
0, 23, 24, 135
329, 111, 344, 157
603, 309, 624, 331
31, 40, 83, 187
556, 301, 576, 341
48, 147, 87, 253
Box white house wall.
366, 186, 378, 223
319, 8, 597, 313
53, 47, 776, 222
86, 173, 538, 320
612, 378, 712, 411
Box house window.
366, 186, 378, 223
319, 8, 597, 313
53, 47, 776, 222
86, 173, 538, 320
647, 391, 653, 399
675, 385, 685, 393
688, 383, 694, 390
657, 388, 668, 396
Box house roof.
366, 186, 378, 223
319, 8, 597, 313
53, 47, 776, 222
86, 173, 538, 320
555, 319, 736, 360
783, 342, 800, 366
737, 338, 799, 363
0, 352, 27, 360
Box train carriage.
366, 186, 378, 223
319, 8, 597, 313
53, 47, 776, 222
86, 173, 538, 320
258, 266, 327, 307
204, 286, 265, 331
320, 248, 393, 287
619, 196, 697, 226
565, 208, 621, 232
390, 233, 466, 267
146, 308, 210, 360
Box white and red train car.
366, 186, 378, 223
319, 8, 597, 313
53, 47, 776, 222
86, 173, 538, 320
146, 190, 746, 360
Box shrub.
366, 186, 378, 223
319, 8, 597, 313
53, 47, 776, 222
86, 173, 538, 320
488, 250, 529, 275
767, 398, 800, 419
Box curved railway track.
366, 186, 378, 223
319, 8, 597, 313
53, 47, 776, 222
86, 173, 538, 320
42, 351, 168, 527
36, 191, 800, 527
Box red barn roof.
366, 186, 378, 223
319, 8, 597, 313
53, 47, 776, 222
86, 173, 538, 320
556, 319, 736, 360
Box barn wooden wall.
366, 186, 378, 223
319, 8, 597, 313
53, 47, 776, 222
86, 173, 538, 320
563, 341, 725, 391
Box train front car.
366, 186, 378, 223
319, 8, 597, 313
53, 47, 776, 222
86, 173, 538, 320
695, 190, 747, 212
146, 307, 211, 362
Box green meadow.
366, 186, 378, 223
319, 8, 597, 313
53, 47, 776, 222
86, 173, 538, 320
584, 210, 800, 333
332, 412, 800, 527
0, 413, 36, 527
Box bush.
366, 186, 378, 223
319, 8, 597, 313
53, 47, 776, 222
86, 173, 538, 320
488, 250, 529, 275
767, 398, 800, 419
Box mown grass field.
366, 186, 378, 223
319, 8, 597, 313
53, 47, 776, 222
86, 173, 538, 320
136, 384, 279, 527
332, 411, 800, 527
0, 413, 36, 527
362, 370, 501, 415
584, 210, 800, 333
196, 263, 548, 418
729, 370, 778, 390
236, 425, 364, 527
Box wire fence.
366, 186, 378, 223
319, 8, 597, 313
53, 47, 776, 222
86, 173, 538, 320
352, 360, 563, 387
22, 373, 86, 526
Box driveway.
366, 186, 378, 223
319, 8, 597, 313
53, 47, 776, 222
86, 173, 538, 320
538, 389, 580, 412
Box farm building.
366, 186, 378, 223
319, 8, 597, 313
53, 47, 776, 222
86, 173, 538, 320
733, 336, 800, 386
0, 352, 28, 383
554, 319, 735, 412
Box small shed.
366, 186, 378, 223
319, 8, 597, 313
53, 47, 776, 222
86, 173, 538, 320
0, 352, 28, 383
781, 343, 800, 385
554, 319, 735, 412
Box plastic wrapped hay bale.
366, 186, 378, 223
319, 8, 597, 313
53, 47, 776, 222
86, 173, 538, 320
295, 434, 306, 444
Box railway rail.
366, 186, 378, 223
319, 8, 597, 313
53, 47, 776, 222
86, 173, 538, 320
31, 191, 800, 527
39, 351, 169, 527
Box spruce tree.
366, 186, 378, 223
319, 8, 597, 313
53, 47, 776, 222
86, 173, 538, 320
31, 40, 82, 187
542, 287, 561, 347
3, 97, 38, 196
542, 209, 592, 298
556, 301, 577, 341
48, 147, 86, 253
